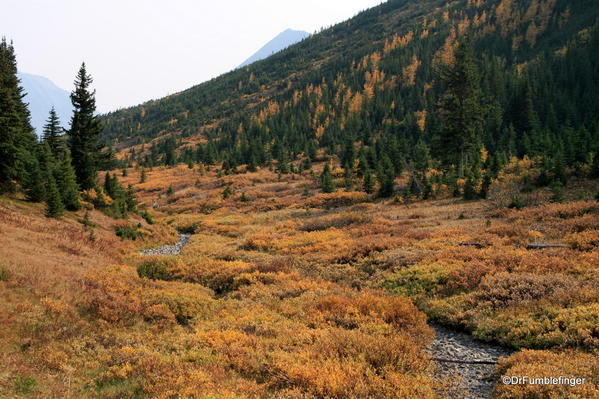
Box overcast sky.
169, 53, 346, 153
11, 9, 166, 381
2, 0, 382, 113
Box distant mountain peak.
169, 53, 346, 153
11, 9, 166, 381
18, 72, 72, 136
238, 29, 311, 68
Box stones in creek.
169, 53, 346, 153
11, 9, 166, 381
428, 324, 514, 399
140, 233, 191, 256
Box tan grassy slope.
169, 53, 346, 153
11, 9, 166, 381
0, 190, 434, 398
1, 161, 598, 398
120, 162, 598, 398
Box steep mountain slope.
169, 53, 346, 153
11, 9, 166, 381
238, 28, 311, 68
101, 0, 599, 173
18, 72, 72, 135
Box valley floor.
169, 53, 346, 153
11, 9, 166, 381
1, 164, 598, 398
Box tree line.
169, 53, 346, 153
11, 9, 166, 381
0, 38, 135, 218
104, 0, 599, 203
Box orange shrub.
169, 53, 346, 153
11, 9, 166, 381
306, 192, 370, 208
495, 349, 599, 398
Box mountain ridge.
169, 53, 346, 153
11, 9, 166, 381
238, 28, 311, 68
100, 0, 599, 186
18, 72, 72, 135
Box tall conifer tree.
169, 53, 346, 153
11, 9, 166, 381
45, 171, 65, 218
68, 63, 103, 190
436, 38, 483, 177
320, 162, 335, 193
0, 38, 37, 193
43, 107, 64, 158
58, 151, 81, 210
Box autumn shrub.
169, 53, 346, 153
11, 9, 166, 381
177, 222, 201, 234
384, 262, 459, 297
305, 192, 370, 209
0, 265, 11, 281
567, 230, 599, 251
309, 292, 431, 341
444, 261, 492, 294
137, 256, 182, 281
115, 224, 147, 240
472, 272, 581, 310
472, 304, 599, 349
300, 212, 372, 231
141, 258, 258, 294
254, 256, 296, 274
495, 349, 599, 398
271, 352, 435, 399
142, 283, 215, 325
81, 269, 145, 324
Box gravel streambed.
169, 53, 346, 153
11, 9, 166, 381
140, 233, 192, 256
428, 324, 513, 398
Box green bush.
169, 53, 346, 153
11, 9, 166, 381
14, 375, 37, 394
115, 224, 146, 240
137, 258, 178, 281
141, 210, 154, 225
0, 267, 11, 281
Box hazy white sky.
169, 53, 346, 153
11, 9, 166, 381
2, 0, 382, 112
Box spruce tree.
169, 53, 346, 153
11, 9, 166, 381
320, 162, 335, 193
42, 107, 64, 158
67, 63, 103, 190
463, 177, 478, 200
343, 163, 353, 191
0, 38, 37, 193
24, 155, 46, 202
436, 37, 483, 177
422, 176, 433, 200
357, 149, 368, 178
58, 151, 81, 210
44, 170, 65, 218
591, 153, 599, 179
125, 184, 137, 212
104, 172, 119, 198
480, 173, 492, 199
377, 156, 395, 198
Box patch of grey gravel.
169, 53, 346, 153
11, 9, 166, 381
140, 233, 192, 256
428, 323, 514, 399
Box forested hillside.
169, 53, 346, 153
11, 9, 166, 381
101, 0, 599, 199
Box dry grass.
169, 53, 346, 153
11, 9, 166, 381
1, 161, 597, 398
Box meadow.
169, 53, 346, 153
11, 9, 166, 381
0, 158, 597, 398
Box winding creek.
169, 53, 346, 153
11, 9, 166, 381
139, 233, 512, 398
140, 233, 192, 256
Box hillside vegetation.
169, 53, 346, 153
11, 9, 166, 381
2, 0, 599, 397
101, 0, 599, 203
1, 161, 597, 398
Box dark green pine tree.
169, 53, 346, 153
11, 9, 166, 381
377, 156, 395, 198
436, 37, 484, 178
24, 153, 46, 202
320, 162, 335, 193
58, 151, 81, 210
104, 172, 119, 199
480, 173, 492, 199
422, 176, 433, 200
125, 184, 137, 212
68, 63, 103, 190
343, 163, 353, 191
591, 153, 599, 179
42, 107, 64, 158
0, 38, 37, 194
463, 176, 478, 200
44, 168, 65, 218
357, 149, 369, 178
